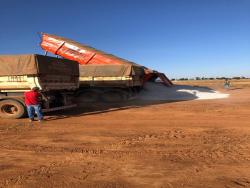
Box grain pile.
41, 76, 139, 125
136, 82, 229, 101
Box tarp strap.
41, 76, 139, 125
85, 53, 96, 64
55, 42, 65, 55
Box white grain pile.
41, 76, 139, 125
136, 82, 229, 101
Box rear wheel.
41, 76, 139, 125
0, 100, 26, 119
101, 90, 128, 103
75, 89, 102, 103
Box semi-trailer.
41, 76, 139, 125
40, 33, 173, 102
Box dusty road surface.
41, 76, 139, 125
0, 80, 250, 188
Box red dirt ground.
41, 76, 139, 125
0, 80, 250, 188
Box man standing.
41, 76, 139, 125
224, 78, 231, 89
24, 87, 44, 122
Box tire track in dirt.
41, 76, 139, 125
1, 155, 96, 187
1, 128, 250, 187
0, 153, 133, 188
111, 128, 250, 162
1, 128, 249, 164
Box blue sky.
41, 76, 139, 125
0, 0, 249, 78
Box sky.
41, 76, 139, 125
0, 0, 249, 78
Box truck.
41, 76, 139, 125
0, 54, 79, 118
40, 33, 173, 102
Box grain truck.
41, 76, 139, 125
0, 54, 79, 118
40, 33, 173, 102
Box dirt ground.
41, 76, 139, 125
0, 80, 250, 188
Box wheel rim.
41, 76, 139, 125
102, 92, 124, 102
1, 104, 18, 115
76, 91, 100, 103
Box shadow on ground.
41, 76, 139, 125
44, 84, 217, 121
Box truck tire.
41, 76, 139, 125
101, 90, 128, 103
0, 100, 26, 119
75, 89, 102, 103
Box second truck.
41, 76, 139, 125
40, 33, 173, 102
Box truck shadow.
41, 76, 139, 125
45, 85, 218, 121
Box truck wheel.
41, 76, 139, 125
101, 90, 128, 103
0, 100, 26, 119
75, 90, 101, 103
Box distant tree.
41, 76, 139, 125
217, 77, 226, 80
201, 77, 209, 80
195, 77, 201, 80
232, 77, 241, 80
178, 78, 188, 81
